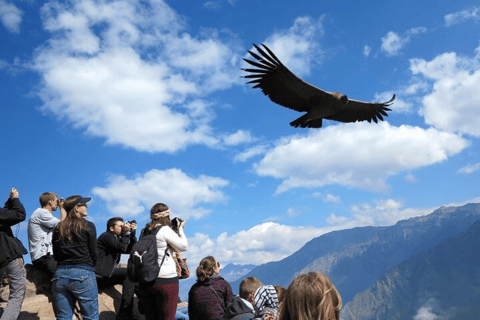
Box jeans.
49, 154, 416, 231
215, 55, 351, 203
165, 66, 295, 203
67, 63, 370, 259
52, 266, 99, 320
0, 257, 26, 320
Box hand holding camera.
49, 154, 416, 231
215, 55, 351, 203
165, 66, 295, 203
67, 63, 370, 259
123, 220, 137, 232
171, 217, 186, 233
9, 187, 19, 199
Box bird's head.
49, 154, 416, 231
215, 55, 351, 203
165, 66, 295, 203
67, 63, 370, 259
332, 92, 348, 105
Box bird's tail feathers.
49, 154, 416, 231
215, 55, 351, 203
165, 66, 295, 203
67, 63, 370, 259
290, 115, 323, 128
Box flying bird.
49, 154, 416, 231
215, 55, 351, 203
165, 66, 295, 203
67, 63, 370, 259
242, 44, 395, 128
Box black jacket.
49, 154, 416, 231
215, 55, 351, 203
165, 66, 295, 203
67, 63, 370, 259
220, 296, 255, 320
53, 220, 98, 267
0, 198, 28, 268
95, 229, 136, 277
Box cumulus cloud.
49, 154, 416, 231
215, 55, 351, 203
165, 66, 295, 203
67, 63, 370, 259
92, 168, 229, 219
457, 163, 480, 174
253, 122, 469, 193
381, 27, 427, 56
445, 6, 480, 26
246, 15, 325, 77
33, 0, 243, 153
410, 47, 480, 136
186, 198, 436, 266
0, 0, 22, 33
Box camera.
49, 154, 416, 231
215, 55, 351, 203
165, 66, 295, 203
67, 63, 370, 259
171, 217, 184, 232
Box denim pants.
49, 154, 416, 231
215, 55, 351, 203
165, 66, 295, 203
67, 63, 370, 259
0, 257, 26, 320
52, 266, 99, 320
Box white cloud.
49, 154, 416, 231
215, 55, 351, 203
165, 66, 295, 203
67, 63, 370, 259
413, 298, 442, 320
445, 7, 479, 27
313, 192, 341, 203
381, 27, 427, 56
222, 130, 256, 146
186, 198, 436, 266
0, 0, 22, 33
92, 168, 229, 219
404, 173, 418, 183
233, 144, 268, 162
33, 0, 242, 153
253, 122, 469, 193
363, 45, 371, 57
249, 15, 325, 77
410, 47, 480, 136
457, 163, 480, 174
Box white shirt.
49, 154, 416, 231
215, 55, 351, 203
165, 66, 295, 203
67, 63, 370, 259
155, 225, 188, 278
28, 208, 60, 261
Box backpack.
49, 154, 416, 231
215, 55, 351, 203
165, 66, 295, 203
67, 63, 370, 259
127, 226, 167, 283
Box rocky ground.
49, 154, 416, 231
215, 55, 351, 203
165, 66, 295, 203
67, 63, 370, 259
0, 264, 151, 319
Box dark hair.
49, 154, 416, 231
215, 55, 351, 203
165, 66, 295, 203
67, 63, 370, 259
107, 217, 123, 231
279, 272, 342, 320
39, 192, 57, 207
56, 195, 88, 241
239, 277, 263, 300
196, 256, 217, 282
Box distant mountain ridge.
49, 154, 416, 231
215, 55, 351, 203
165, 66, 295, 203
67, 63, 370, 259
178, 262, 255, 302
342, 218, 480, 319
231, 203, 480, 306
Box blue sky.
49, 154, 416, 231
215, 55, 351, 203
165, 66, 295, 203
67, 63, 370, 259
1, 0, 480, 268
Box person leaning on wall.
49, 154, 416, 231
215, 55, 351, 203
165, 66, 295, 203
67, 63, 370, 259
95, 217, 138, 320
52, 195, 99, 320
28, 192, 66, 278
0, 187, 28, 320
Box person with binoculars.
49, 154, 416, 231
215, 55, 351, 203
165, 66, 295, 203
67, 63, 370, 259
28, 192, 66, 278
95, 217, 138, 320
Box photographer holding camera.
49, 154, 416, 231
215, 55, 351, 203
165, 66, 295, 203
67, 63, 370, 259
95, 217, 138, 320
0, 187, 28, 320
138, 203, 187, 320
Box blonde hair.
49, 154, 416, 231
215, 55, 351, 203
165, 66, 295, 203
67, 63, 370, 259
279, 272, 342, 320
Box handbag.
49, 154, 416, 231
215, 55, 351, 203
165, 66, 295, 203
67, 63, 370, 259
174, 251, 190, 279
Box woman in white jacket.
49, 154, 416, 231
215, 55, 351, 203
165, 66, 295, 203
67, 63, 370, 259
139, 203, 188, 320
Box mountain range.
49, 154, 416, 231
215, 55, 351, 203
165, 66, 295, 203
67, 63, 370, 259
342, 219, 480, 319
230, 203, 480, 318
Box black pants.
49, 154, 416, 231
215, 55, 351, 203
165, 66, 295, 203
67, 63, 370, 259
97, 268, 136, 317
32, 254, 57, 278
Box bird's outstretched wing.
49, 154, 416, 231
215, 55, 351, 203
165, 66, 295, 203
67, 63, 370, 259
242, 44, 330, 113
324, 95, 395, 124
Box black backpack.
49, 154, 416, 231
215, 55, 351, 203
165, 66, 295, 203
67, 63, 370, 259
127, 226, 167, 283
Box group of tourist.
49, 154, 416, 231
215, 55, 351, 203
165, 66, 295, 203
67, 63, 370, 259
0, 187, 342, 320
